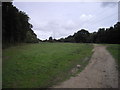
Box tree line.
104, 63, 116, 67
2, 2, 120, 48
47, 22, 120, 44
2, 2, 39, 48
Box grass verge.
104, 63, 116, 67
3, 43, 93, 88
106, 44, 120, 71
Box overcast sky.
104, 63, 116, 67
13, 2, 118, 40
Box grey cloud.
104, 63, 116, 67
33, 19, 79, 40
34, 20, 76, 32
101, 2, 117, 7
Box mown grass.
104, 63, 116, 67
3, 43, 93, 88
106, 44, 120, 70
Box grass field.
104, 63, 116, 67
3, 43, 93, 88
106, 44, 120, 70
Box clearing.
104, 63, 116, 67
53, 44, 118, 88
3, 43, 93, 88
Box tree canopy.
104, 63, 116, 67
58, 22, 120, 44
2, 2, 39, 47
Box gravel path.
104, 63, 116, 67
53, 45, 118, 88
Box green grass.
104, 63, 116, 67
3, 43, 93, 88
106, 44, 120, 70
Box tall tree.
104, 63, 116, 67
74, 29, 90, 43
49, 37, 53, 42
2, 2, 39, 47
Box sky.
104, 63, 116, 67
13, 1, 118, 40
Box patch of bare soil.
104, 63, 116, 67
53, 45, 118, 88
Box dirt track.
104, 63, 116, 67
53, 45, 118, 88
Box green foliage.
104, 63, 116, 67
57, 22, 120, 44
94, 23, 120, 44
48, 37, 53, 42
107, 44, 120, 70
3, 43, 93, 88
2, 2, 38, 46
74, 29, 90, 43
25, 30, 38, 43
64, 35, 75, 42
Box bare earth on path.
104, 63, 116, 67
53, 45, 118, 88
